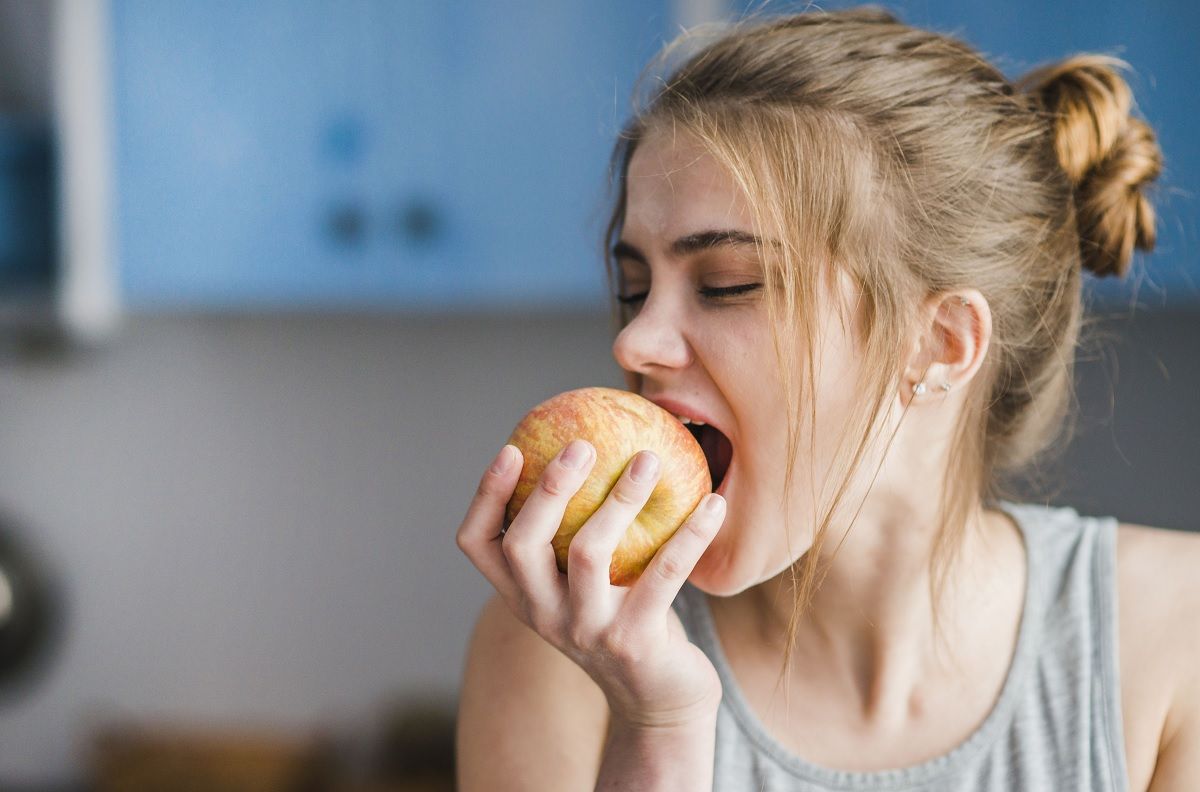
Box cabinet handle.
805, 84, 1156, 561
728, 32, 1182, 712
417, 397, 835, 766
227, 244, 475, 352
395, 197, 442, 246
325, 203, 366, 246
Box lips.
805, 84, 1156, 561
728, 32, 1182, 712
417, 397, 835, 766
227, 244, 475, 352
645, 395, 734, 493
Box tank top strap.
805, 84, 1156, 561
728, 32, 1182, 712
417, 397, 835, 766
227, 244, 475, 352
998, 499, 1130, 791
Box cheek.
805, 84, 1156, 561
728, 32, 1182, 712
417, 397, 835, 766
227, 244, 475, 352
716, 324, 782, 407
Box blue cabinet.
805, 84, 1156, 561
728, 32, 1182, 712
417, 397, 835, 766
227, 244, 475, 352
107, 1, 1200, 312
110, 1, 669, 311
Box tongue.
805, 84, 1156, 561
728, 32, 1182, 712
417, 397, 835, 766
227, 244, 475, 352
699, 425, 733, 487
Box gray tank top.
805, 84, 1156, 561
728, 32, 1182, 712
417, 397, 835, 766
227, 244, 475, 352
670, 500, 1129, 791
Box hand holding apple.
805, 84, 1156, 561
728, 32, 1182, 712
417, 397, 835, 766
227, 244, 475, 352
455, 386, 728, 730
502, 386, 712, 586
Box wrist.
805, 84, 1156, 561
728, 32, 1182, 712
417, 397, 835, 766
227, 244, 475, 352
608, 687, 723, 733
609, 704, 720, 735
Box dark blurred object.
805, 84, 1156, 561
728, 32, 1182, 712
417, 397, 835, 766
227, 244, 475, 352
0, 113, 55, 299
394, 197, 442, 247
0, 513, 63, 702
91, 723, 338, 792
366, 695, 455, 792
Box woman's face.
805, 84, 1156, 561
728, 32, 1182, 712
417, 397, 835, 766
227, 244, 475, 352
612, 128, 874, 596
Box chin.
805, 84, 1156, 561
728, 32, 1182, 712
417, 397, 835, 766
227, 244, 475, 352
687, 570, 756, 598
686, 539, 757, 597
690, 554, 803, 600
679, 473, 750, 597
685, 509, 808, 599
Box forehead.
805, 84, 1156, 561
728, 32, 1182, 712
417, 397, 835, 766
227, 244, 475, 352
623, 128, 758, 242
622, 129, 863, 328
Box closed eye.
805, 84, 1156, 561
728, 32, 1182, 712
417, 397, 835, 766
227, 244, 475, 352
617, 283, 762, 305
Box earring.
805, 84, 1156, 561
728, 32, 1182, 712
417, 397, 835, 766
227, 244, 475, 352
960, 297, 971, 306
913, 381, 927, 396
940, 381, 952, 392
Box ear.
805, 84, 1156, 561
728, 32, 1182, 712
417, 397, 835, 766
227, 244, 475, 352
901, 290, 991, 403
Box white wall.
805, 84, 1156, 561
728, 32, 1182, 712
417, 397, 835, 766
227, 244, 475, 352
0, 311, 628, 784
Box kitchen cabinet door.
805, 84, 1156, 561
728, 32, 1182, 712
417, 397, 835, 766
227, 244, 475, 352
370, 1, 671, 312
111, 1, 670, 311
112, 0, 425, 308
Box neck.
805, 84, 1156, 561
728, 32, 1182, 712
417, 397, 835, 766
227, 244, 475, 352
716, 499, 1024, 727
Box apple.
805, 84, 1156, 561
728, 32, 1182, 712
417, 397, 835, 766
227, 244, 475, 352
502, 386, 712, 586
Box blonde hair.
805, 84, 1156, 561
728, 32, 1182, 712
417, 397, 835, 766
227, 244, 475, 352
600, 4, 1163, 694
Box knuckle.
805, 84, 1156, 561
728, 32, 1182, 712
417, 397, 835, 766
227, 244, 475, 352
455, 530, 472, 552
653, 551, 686, 582
537, 473, 572, 498
568, 542, 604, 572
476, 472, 512, 500
500, 536, 529, 562
686, 517, 712, 539
567, 625, 594, 651
610, 483, 645, 508
601, 626, 641, 663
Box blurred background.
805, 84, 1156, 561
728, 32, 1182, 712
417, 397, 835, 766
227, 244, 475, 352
0, 0, 1194, 790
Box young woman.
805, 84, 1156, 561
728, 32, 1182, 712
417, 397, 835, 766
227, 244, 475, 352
455, 7, 1196, 790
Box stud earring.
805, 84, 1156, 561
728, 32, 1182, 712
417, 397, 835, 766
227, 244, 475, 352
941, 381, 952, 392
960, 297, 971, 306
913, 381, 927, 396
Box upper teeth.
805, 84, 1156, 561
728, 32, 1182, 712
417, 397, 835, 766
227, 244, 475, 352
675, 415, 707, 426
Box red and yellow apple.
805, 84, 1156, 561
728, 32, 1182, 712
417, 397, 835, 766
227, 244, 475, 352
502, 386, 712, 586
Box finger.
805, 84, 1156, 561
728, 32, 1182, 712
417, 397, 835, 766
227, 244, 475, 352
567, 450, 660, 630
620, 493, 725, 626
502, 438, 595, 615
456, 444, 523, 606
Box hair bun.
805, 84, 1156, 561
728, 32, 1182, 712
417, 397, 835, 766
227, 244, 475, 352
1016, 54, 1163, 278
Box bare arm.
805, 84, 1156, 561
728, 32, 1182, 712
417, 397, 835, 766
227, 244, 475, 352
1113, 520, 1200, 792
596, 715, 718, 792
1144, 606, 1200, 792
457, 593, 720, 792
1146, 706, 1200, 792
1128, 524, 1200, 791
457, 594, 609, 791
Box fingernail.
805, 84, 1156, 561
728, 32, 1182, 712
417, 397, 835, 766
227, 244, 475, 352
560, 439, 592, 469
490, 445, 515, 474
630, 451, 658, 483
704, 494, 725, 515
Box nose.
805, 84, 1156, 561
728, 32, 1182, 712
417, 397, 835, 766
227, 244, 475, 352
611, 293, 694, 384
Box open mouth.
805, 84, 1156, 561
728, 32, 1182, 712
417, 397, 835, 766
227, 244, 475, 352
687, 423, 733, 491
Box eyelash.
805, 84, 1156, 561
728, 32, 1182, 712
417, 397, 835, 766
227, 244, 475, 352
616, 283, 762, 305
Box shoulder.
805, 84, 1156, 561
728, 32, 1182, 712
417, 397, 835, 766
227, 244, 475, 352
1116, 521, 1200, 646
1114, 521, 1200, 791
457, 593, 610, 792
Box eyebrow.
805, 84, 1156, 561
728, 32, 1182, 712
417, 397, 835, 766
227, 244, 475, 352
612, 229, 778, 267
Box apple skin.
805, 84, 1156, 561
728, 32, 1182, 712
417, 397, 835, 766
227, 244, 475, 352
503, 386, 712, 586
